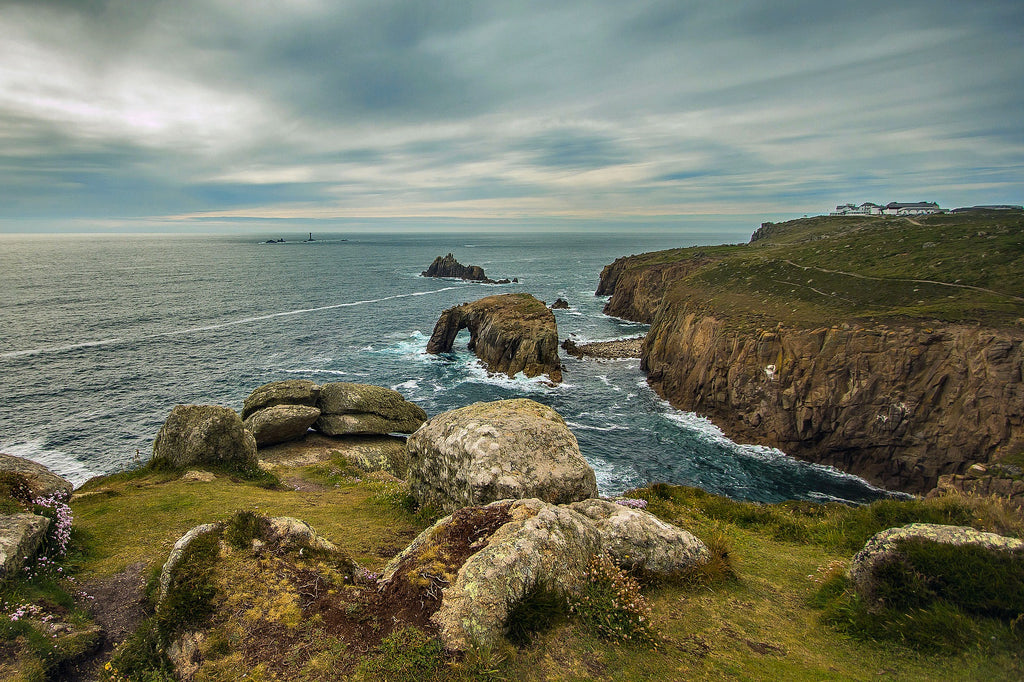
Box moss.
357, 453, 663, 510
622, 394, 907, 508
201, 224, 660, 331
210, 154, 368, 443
155, 528, 222, 642
355, 626, 443, 680
223, 510, 271, 549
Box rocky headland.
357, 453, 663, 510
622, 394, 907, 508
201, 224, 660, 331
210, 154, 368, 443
597, 211, 1024, 494
421, 253, 516, 284
426, 293, 563, 382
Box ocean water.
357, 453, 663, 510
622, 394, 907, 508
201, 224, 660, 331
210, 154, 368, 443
0, 231, 892, 503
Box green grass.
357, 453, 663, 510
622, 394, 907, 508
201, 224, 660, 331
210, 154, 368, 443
42, 470, 1024, 680
612, 210, 1024, 330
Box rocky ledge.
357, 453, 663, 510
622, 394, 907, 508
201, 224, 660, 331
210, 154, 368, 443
426, 293, 562, 382
421, 253, 516, 284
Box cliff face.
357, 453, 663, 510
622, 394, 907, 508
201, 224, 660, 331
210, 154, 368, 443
426, 293, 562, 382
598, 254, 711, 322
640, 300, 1024, 493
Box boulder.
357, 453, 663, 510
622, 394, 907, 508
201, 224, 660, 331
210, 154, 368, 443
567, 498, 710, 577
159, 523, 220, 600
241, 380, 321, 420
379, 498, 602, 651
243, 404, 321, 447
426, 293, 562, 382
407, 399, 598, 513
151, 405, 257, 470
0, 513, 51, 582
0, 453, 74, 499
849, 523, 1024, 601
314, 382, 426, 436
550, 298, 569, 310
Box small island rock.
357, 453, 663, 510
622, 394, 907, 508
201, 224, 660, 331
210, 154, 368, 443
407, 398, 598, 512
151, 405, 257, 470
426, 293, 562, 382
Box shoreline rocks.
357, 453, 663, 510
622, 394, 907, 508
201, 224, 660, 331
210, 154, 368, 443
561, 335, 645, 359
426, 293, 562, 382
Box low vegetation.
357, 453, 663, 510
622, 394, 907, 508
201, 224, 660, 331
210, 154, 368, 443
4, 458, 1024, 680
613, 209, 1024, 330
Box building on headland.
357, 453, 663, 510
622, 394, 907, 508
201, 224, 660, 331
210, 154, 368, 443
830, 202, 883, 216
830, 201, 942, 216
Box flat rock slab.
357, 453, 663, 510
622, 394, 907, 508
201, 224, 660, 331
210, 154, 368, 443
257, 432, 409, 478
0, 513, 51, 581
241, 379, 321, 420
315, 382, 427, 436
0, 453, 74, 499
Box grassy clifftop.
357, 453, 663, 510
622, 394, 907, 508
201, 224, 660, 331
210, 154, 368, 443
606, 209, 1024, 331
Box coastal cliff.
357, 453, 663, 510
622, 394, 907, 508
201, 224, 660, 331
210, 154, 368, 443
599, 211, 1024, 493
426, 293, 562, 382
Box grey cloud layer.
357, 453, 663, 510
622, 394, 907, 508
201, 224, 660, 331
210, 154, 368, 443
1, 0, 1021, 227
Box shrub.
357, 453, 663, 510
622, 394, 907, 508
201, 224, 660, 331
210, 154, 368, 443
569, 554, 659, 647
356, 626, 443, 679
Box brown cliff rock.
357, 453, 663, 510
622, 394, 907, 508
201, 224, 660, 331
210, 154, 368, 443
640, 300, 1024, 493
426, 293, 562, 382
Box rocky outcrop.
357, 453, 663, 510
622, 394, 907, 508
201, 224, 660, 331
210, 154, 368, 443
241, 379, 321, 420
641, 306, 1024, 492
550, 298, 569, 310
561, 336, 645, 359
421, 253, 516, 284
0, 453, 74, 499
849, 523, 1024, 606
598, 251, 711, 322
151, 405, 258, 470
314, 382, 426, 436
426, 293, 562, 382
407, 399, 598, 513
380, 496, 710, 650
928, 463, 1024, 509
243, 404, 321, 446
567, 498, 710, 578
0, 513, 51, 582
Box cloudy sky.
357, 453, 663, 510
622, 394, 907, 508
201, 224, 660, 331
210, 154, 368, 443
2, 0, 1022, 233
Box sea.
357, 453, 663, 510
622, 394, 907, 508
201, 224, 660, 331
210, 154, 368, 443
0, 230, 894, 504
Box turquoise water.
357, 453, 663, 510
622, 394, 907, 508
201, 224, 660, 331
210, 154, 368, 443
0, 231, 892, 503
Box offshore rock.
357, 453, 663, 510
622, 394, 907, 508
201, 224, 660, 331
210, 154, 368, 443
243, 404, 321, 447
567, 498, 710, 577
407, 399, 597, 513
421, 253, 488, 281
314, 382, 426, 436
151, 405, 258, 470
0, 453, 74, 499
426, 293, 562, 382
848, 523, 1024, 605
241, 379, 321, 420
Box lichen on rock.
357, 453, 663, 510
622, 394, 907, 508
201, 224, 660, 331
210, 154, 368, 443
151, 405, 257, 470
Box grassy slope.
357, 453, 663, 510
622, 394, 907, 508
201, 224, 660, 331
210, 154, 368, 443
616, 210, 1024, 331
62, 464, 1024, 681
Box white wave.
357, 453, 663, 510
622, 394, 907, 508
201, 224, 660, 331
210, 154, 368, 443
392, 380, 419, 392
1, 337, 127, 359
1, 440, 98, 489
461, 358, 572, 391
2, 287, 465, 360
281, 368, 349, 376
565, 421, 628, 432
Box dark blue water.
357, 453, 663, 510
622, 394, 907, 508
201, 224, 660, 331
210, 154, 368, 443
0, 231, 892, 503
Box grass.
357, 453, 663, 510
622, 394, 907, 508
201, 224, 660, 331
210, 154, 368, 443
610, 210, 1024, 331
18, 468, 1019, 680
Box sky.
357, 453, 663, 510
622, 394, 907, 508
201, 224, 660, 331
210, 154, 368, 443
1, 0, 1022, 233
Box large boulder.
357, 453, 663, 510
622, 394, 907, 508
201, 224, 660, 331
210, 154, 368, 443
241, 380, 321, 420
567, 498, 710, 577
426, 293, 563, 382
380, 498, 602, 651
314, 382, 427, 436
0, 453, 74, 499
849, 523, 1024, 604
0, 513, 51, 582
151, 405, 257, 470
407, 399, 598, 513
243, 404, 321, 447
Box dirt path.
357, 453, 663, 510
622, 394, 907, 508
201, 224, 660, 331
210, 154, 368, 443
778, 259, 1024, 303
